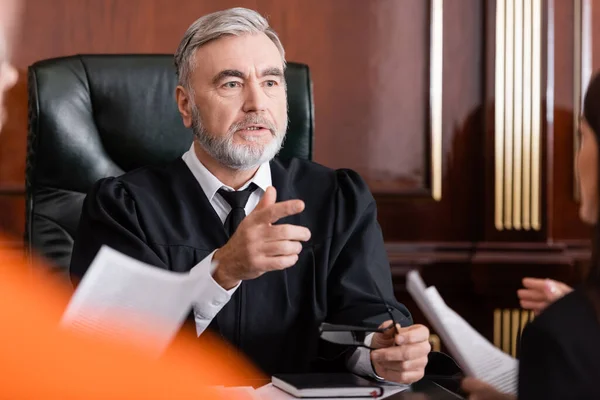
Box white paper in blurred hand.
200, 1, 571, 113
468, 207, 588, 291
406, 270, 518, 395
61, 245, 201, 356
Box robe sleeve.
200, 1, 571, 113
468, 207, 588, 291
326, 169, 412, 327
69, 177, 167, 284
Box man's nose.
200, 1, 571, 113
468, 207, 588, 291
242, 82, 267, 113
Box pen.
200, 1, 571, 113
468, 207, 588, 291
371, 279, 401, 339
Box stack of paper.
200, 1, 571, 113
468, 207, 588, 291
406, 270, 518, 395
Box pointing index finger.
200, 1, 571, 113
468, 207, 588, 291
255, 199, 305, 224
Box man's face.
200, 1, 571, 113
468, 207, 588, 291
177, 33, 288, 170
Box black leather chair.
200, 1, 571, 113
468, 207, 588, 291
25, 54, 314, 277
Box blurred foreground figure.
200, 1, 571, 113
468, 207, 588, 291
0, 0, 260, 398
0, 247, 261, 398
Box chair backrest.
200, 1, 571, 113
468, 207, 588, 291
25, 54, 314, 276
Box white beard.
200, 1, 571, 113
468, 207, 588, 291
191, 107, 287, 170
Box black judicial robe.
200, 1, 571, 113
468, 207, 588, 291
70, 157, 412, 375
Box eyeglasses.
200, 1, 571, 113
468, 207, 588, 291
319, 277, 400, 350
319, 321, 397, 350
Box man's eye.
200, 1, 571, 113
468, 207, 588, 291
265, 80, 278, 87
223, 82, 241, 88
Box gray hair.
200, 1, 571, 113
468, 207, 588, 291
174, 7, 286, 90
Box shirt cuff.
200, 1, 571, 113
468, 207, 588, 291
190, 250, 240, 336
347, 333, 383, 379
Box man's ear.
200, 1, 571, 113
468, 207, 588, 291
175, 85, 193, 128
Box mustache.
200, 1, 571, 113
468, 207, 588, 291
228, 114, 277, 136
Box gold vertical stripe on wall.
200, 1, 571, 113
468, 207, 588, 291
522, 0, 532, 230
510, 309, 520, 356
493, 309, 501, 347
502, 309, 510, 352
430, 0, 443, 201
531, 0, 541, 230
494, 308, 535, 357
520, 310, 530, 336
513, 0, 524, 230
494, 0, 505, 230
504, 0, 514, 229
495, 0, 542, 231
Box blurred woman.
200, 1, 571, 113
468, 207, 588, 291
463, 73, 600, 399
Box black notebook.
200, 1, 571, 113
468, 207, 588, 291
272, 373, 384, 398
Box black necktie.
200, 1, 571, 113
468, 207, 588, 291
217, 183, 258, 236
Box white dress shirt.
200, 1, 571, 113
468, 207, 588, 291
181, 145, 270, 336
181, 144, 378, 378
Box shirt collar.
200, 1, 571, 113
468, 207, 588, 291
181, 143, 271, 200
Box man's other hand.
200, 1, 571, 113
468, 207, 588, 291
370, 321, 431, 384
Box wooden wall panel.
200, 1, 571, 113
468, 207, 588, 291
258, 0, 432, 194
0, 70, 26, 186
0, 195, 25, 238
545, 0, 600, 242
592, 0, 600, 72
377, 0, 484, 241
549, 0, 591, 241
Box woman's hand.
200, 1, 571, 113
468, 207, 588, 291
517, 278, 573, 315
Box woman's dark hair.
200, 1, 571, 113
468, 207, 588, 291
582, 73, 600, 302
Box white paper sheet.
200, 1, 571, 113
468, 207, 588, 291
214, 386, 263, 400
255, 383, 408, 400
61, 245, 202, 356
406, 270, 518, 395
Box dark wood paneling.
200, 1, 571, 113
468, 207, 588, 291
592, 1, 600, 72
0, 194, 25, 238
376, 0, 485, 241
387, 242, 482, 346
1, 70, 27, 186
276, 0, 432, 194
548, 0, 591, 241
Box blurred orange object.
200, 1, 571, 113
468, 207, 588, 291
0, 242, 263, 399
1, 1, 262, 396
